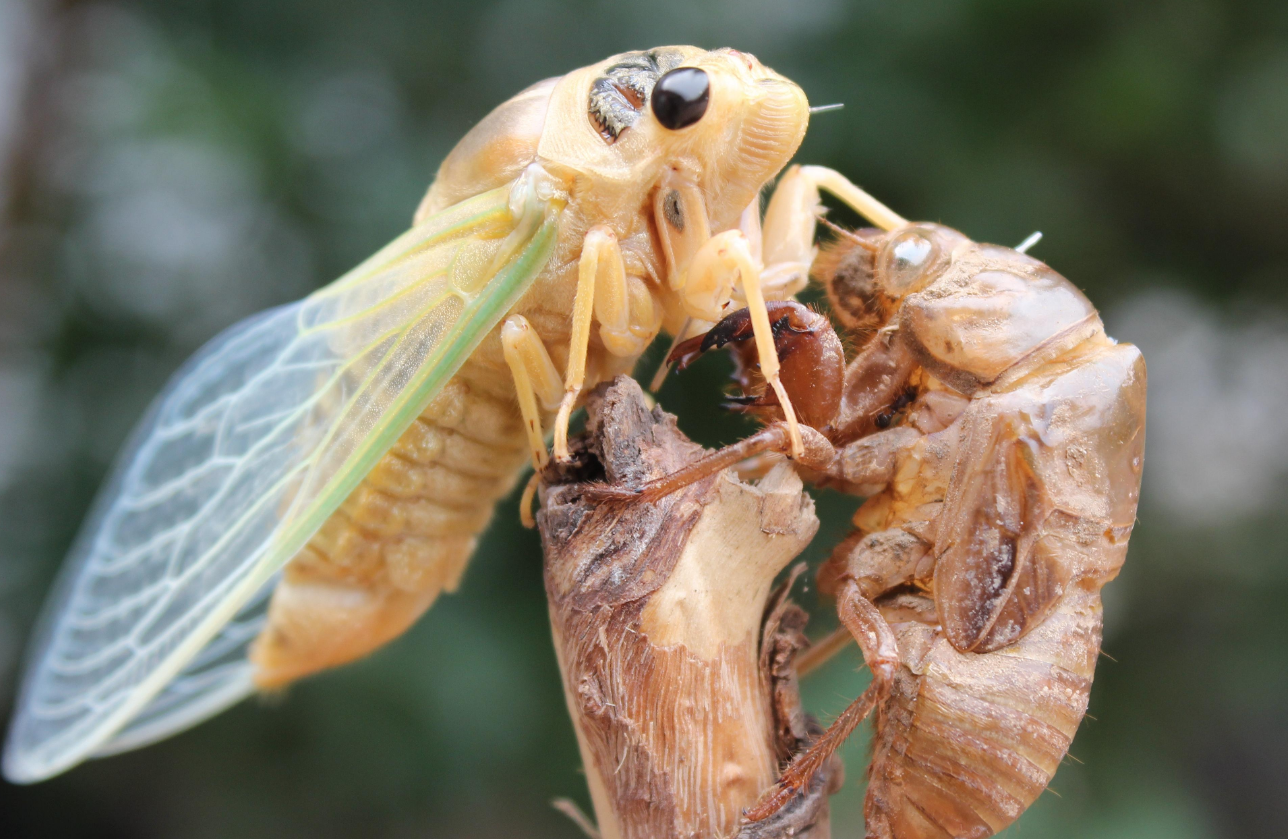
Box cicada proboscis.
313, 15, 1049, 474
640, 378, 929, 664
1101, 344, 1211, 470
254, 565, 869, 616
603, 172, 1147, 838
4, 46, 831, 783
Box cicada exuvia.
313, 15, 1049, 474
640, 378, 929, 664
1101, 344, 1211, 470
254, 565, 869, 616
607, 171, 1147, 838
4, 46, 828, 783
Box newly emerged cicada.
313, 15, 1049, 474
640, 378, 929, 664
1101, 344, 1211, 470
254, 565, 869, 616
3, 46, 826, 783
611, 174, 1147, 838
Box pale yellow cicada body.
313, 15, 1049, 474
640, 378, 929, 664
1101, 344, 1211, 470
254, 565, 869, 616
4, 46, 819, 783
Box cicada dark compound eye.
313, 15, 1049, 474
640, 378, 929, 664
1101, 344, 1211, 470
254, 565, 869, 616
651, 67, 710, 130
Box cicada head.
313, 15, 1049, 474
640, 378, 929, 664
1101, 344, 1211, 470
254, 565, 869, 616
419, 47, 807, 237
534, 47, 808, 231
815, 222, 970, 348
822, 219, 1104, 394
663, 48, 811, 231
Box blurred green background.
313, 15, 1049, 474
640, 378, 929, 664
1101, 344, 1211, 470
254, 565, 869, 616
1, 0, 1286, 836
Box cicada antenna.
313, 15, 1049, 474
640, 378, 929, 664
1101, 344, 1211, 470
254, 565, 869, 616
818, 215, 880, 251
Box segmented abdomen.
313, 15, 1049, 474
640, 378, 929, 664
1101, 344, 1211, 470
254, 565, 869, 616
249, 357, 530, 687
866, 585, 1103, 838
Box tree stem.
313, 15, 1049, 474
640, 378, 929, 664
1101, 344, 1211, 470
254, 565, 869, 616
538, 376, 838, 839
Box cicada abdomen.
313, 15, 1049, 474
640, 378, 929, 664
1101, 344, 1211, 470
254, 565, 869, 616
866, 585, 1102, 838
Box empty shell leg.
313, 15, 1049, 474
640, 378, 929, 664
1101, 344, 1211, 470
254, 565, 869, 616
584, 422, 834, 503
746, 579, 900, 822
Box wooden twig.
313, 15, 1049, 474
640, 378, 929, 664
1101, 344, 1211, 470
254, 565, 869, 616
538, 376, 838, 839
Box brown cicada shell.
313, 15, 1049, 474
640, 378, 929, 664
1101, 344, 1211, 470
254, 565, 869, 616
607, 209, 1147, 838
810, 225, 1146, 838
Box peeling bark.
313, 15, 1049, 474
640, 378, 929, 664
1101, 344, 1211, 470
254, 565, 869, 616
538, 376, 837, 839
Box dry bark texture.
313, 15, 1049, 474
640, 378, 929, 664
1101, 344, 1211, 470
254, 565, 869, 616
538, 377, 832, 839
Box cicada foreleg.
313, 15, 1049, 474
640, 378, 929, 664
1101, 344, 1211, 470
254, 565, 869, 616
795, 165, 909, 233
755, 164, 822, 298
686, 230, 809, 457
643, 179, 812, 392
656, 166, 833, 460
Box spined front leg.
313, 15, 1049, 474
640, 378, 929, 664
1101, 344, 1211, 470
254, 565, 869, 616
685, 230, 808, 458
583, 421, 835, 503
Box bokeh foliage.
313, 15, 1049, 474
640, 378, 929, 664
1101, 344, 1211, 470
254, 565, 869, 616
1, 1, 1286, 837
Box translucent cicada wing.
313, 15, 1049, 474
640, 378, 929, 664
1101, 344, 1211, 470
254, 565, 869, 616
91, 575, 276, 757
4, 184, 559, 783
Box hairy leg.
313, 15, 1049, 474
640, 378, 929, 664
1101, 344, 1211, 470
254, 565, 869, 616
746, 579, 900, 822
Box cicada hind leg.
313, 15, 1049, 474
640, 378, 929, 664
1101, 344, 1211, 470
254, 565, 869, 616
745, 578, 901, 823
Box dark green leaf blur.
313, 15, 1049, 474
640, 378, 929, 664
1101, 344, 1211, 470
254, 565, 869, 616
0, 1, 1285, 837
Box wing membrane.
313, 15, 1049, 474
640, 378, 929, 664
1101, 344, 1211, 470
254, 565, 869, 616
4, 185, 558, 782
92, 575, 275, 757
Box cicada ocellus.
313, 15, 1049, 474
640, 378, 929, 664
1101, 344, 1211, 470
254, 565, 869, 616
4, 46, 822, 783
